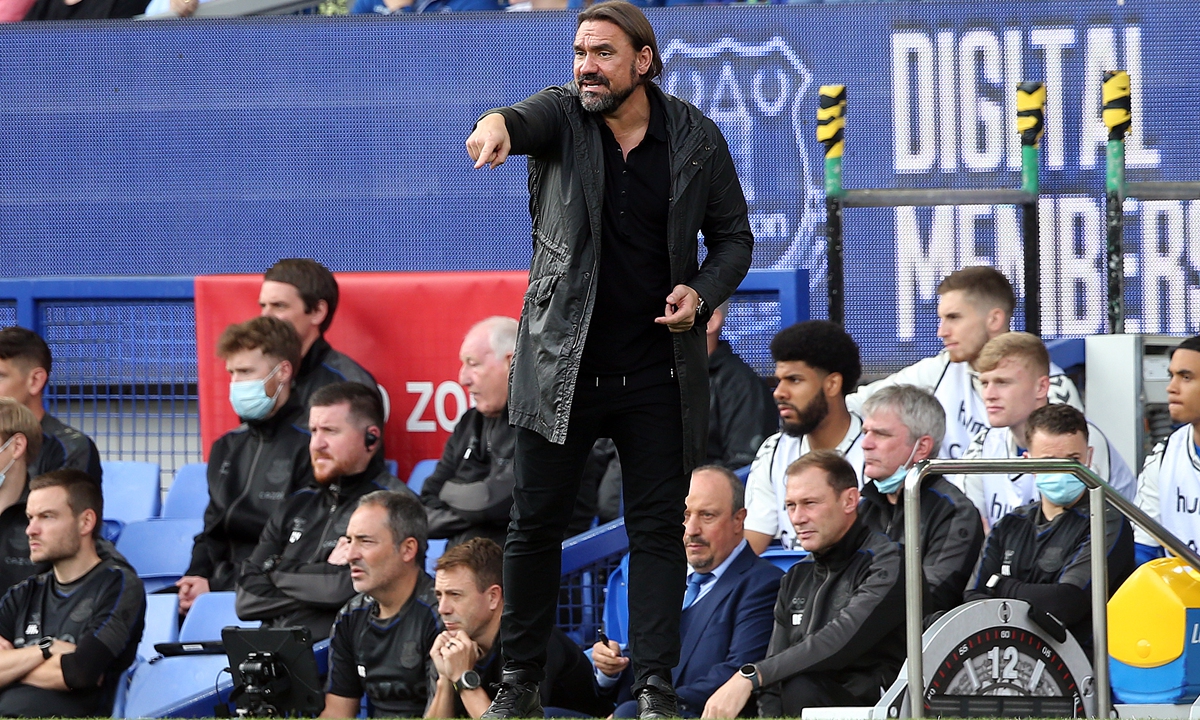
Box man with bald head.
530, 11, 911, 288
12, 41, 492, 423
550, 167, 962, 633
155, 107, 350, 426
420, 318, 613, 547
593, 466, 781, 718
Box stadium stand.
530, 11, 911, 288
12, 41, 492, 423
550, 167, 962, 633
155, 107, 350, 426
161, 462, 209, 519
115, 518, 206, 593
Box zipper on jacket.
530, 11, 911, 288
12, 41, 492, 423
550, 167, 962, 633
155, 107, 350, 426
310, 483, 344, 563
225, 434, 266, 537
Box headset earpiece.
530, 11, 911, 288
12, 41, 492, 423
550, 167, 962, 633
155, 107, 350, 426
365, 430, 379, 449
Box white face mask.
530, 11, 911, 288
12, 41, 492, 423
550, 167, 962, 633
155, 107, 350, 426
0, 436, 16, 490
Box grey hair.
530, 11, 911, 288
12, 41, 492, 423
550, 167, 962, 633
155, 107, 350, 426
470, 316, 517, 358
692, 464, 745, 512
358, 490, 429, 558
861, 384, 946, 454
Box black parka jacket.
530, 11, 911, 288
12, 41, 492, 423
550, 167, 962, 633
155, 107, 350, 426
490, 81, 754, 470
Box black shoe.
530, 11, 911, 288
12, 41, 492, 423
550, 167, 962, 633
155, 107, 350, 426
481, 678, 542, 719
635, 675, 678, 719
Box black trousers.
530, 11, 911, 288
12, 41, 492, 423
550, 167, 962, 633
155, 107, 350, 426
759, 673, 861, 717
501, 376, 688, 687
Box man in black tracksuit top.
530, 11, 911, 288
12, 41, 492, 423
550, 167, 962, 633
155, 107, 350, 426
0, 470, 145, 718
236, 382, 408, 640
259, 259, 377, 411
705, 303, 777, 471
857, 385, 983, 616
0, 328, 102, 486
706, 451, 905, 718
176, 317, 313, 612
965, 404, 1135, 655
323, 491, 439, 718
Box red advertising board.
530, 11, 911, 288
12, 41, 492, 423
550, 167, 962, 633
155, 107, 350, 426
195, 271, 528, 480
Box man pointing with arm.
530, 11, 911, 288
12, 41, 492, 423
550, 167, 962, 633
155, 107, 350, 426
465, 3, 753, 716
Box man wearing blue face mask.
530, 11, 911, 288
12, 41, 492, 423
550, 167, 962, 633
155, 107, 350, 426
965, 404, 1134, 653
857, 385, 983, 616
176, 317, 313, 613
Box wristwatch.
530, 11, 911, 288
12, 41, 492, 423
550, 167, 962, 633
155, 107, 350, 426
695, 294, 708, 318
738, 663, 760, 691
38, 637, 53, 660
454, 669, 481, 693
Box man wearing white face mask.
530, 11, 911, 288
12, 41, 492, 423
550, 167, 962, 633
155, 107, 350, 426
176, 317, 313, 612
0, 398, 44, 593
856, 386, 983, 616
965, 404, 1135, 654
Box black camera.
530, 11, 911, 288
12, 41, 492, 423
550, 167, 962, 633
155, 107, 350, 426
224, 627, 324, 717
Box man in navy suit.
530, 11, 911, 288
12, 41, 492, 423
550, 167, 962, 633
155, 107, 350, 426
594, 466, 783, 717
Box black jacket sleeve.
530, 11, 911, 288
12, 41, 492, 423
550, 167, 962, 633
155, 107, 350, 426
236, 507, 302, 621
187, 441, 230, 578
921, 492, 984, 613
61, 565, 145, 690
488, 88, 566, 159
754, 551, 906, 688
689, 123, 754, 312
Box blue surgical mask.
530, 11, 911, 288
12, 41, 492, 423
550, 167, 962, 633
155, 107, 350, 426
1036, 472, 1086, 507
0, 436, 15, 489
229, 364, 283, 420
874, 443, 920, 495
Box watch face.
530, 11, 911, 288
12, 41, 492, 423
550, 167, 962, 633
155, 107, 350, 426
925, 625, 1084, 716
461, 670, 480, 690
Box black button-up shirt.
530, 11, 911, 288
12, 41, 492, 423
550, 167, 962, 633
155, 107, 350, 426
581, 91, 674, 376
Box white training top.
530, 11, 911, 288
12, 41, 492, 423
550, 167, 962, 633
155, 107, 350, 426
1135, 424, 1200, 550
743, 413, 864, 548
846, 350, 1084, 460
954, 419, 1137, 528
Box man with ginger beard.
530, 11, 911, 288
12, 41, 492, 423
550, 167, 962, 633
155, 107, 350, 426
236, 382, 408, 640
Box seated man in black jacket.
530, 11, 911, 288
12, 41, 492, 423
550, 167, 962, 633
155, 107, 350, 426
322, 491, 439, 719
706, 450, 906, 718
965, 404, 1135, 653
426, 538, 610, 719
706, 301, 777, 471
422, 317, 615, 547
0, 470, 145, 718
858, 385, 982, 616
0, 399, 43, 593
236, 382, 408, 640
259, 259, 377, 410
0, 327, 102, 486
177, 317, 314, 611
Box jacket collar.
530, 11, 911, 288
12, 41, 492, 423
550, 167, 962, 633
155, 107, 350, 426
245, 395, 305, 437
320, 453, 388, 497
299, 336, 332, 379
813, 517, 869, 569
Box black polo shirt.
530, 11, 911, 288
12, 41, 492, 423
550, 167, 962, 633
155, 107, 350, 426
326, 573, 440, 717
580, 91, 674, 377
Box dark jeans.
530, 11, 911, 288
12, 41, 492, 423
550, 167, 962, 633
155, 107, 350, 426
759, 673, 861, 717
501, 376, 688, 687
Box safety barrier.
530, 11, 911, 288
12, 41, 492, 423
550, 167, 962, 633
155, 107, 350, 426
900, 457, 1200, 719
819, 83, 1046, 333
0, 269, 804, 485
1103, 70, 1200, 334
0, 277, 200, 484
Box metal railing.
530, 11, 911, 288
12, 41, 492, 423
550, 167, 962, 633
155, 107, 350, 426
902, 458, 1200, 720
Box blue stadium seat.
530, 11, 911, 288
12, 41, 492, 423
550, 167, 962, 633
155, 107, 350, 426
760, 547, 808, 572
101, 460, 162, 524
406, 459, 438, 495
115, 518, 203, 593
734, 464, 751, 482
121, 654, 232, 719
162, 463, 208, 519
385, 458, 398, 477
138, 593, 180, 662
426, 538, 448, 576
601, 553, 630, 646
179, 591, 258, 642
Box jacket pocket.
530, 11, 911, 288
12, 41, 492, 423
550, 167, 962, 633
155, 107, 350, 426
524, 273, 562, 308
